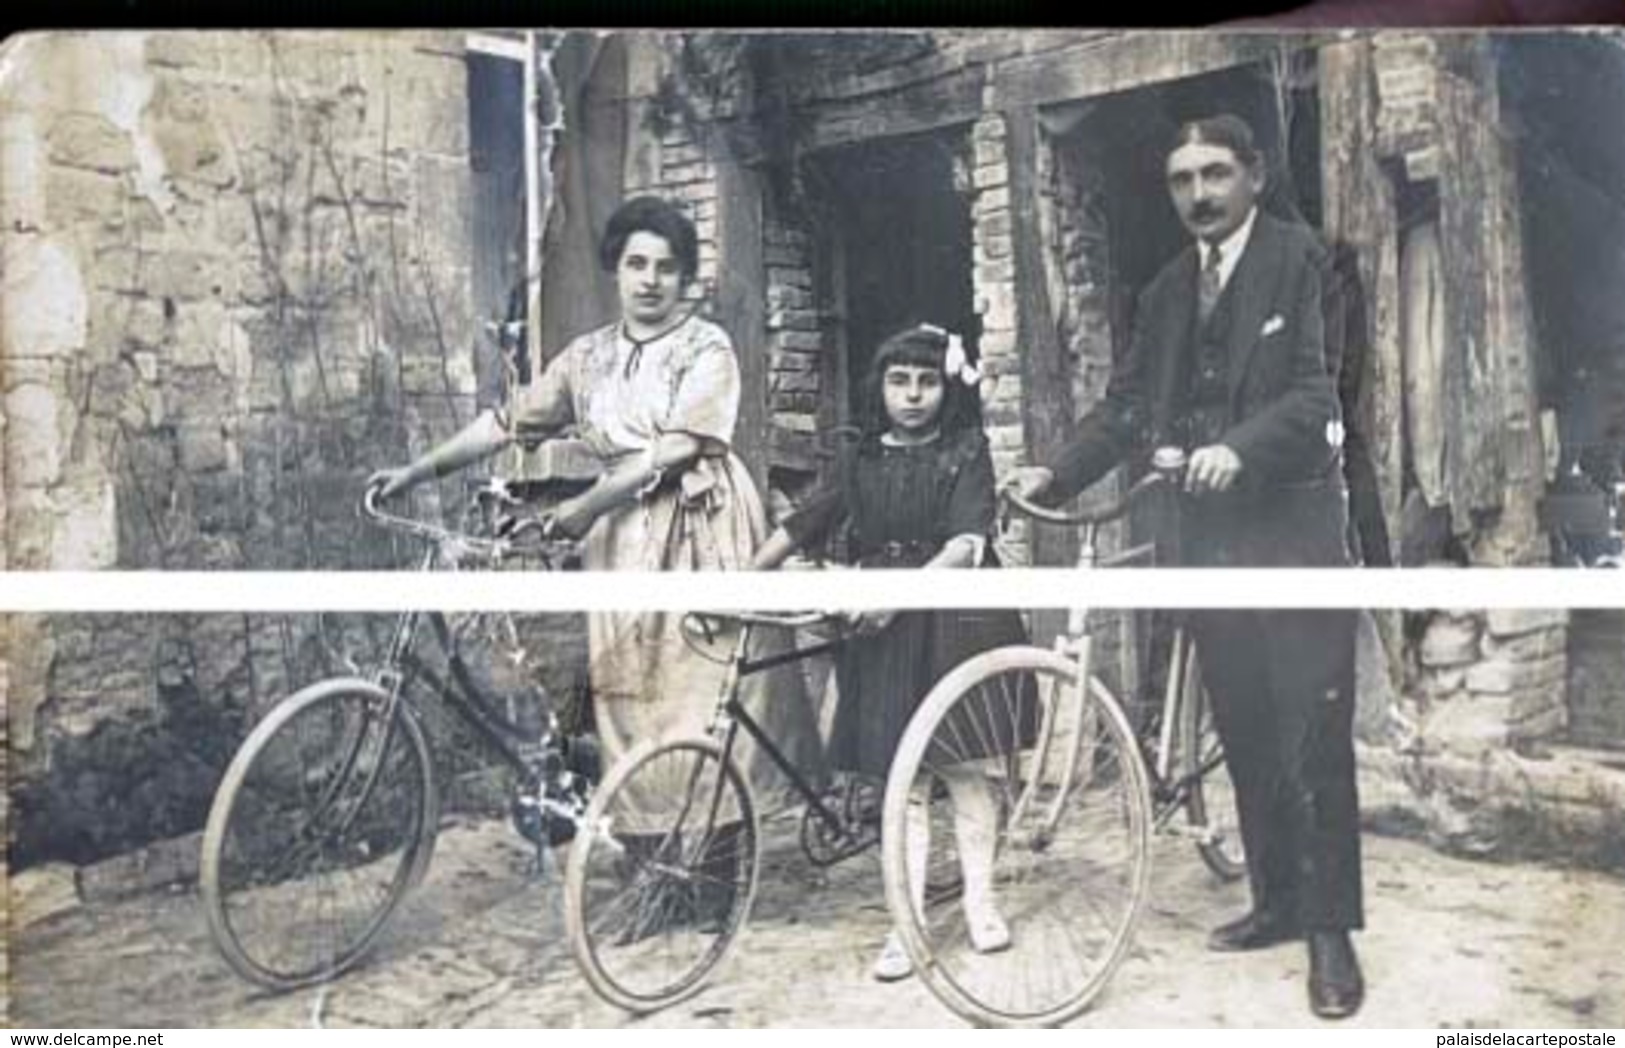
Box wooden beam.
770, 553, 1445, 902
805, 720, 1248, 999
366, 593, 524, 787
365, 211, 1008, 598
989, 32, 1322, 117
714, 156, 771, 494
799, 31, 1327, 160
802, 64, 985, 154
1435, 36, 1544, 565
1005, 108, 1076, 569
1320, 39, 1404, 568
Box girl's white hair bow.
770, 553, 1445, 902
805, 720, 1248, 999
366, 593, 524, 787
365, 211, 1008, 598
921, 323, 983, 386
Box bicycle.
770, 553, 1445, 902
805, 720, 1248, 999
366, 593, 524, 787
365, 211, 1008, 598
877, 448, 1246, 1027
562, 609, 868, 1013
199, 479, 593, 991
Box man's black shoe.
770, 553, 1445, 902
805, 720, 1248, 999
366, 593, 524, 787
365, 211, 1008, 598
1307, 930, 1365, 1019
1207, 909, 1301, 952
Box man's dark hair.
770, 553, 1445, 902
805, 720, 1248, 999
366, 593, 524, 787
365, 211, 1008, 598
598, 196, 700, 283
1167, 114, 1264, 169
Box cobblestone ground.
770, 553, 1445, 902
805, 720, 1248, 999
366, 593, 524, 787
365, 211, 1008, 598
11, 813, 1625, 1028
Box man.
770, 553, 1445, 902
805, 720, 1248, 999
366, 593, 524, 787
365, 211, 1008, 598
1011, 114, 1365, 1019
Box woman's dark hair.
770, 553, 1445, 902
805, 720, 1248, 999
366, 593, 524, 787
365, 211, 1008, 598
860, 324, 983, 437
598, 196, 700, 284
1166, 113, 1264, 170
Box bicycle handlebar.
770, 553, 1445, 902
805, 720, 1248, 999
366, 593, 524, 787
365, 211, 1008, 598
684, 609, 844, 632
361, 482, 578, 566
1002, 446, 1189, 529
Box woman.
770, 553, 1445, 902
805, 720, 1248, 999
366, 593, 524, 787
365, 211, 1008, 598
370, 196, 822, 828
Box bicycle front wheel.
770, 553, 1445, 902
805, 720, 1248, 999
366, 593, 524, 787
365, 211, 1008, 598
564, 737, 760, 1013
200, 679, 438, 991
882, 647, 1153, 1028
1176, 647, 1246, 881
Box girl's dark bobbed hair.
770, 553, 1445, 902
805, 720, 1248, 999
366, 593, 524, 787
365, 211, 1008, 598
861, 323, 983, 438
598, 196, 700, 283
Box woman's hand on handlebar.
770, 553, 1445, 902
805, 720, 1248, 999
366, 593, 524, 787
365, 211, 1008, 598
538, 495, 596, 542
367, 466, 415, 501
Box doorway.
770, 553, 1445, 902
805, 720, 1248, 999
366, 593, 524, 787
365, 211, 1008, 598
810, 130, 979, 429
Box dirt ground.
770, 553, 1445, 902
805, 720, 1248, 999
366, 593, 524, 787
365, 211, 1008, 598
10, 813, 1625, 1029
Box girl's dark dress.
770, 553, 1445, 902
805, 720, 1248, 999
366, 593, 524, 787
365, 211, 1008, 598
784, 428, 1032, 778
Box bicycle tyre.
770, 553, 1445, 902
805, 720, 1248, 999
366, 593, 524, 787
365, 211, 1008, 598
200, 679, 438, 991
882, 646, 1153, 1028
1176, 649, 1247, 881
564, 737, 760, 1013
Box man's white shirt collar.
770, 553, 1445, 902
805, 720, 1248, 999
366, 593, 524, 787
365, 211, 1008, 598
1203, 206, 1258, 293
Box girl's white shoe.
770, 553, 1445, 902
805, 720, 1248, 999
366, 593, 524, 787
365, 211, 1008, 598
965, 899, 1012, 954
872, 932, 914, 982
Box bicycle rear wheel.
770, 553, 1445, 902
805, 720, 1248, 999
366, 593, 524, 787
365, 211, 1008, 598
564, 737, 760, 1013
1176, 646, 1246, 881
882, 647, 1152, 1027
200, 679, 438, 991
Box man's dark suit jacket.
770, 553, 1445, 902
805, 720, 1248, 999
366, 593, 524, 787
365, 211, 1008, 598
1048, 209, 1351, 569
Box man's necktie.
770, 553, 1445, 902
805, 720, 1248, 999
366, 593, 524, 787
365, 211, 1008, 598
1198, 242, 1223, 325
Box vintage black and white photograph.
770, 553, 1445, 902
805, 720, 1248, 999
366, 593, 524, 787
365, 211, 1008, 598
2, 26, 1624, 1029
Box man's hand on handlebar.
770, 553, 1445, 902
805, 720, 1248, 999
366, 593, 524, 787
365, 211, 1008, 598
1007, 466, 1056, 503
1185, 444, 1243, 494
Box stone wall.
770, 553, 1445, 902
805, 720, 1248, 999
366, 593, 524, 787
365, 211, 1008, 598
2, 32, 481, 576
6, 611, 588, 872
0, 32, 592, 870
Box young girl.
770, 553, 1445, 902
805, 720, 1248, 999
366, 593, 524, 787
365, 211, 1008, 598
752, 323, 1029, 982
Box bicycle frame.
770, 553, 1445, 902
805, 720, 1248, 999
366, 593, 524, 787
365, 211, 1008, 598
705, 621, 854, 844
1007, 461, 1224, 838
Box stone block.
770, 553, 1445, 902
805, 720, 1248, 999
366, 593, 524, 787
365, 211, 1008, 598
767, 284, 812, 312
771, 371, 820, 394
775, 331, 822, 353
973, 186, 1010, 217
76, 831, 205, 901
767, 308, 820, 332
771, 411, 818, 434
1465, 653, 1566, 696
975, 258, 1015, 284
1481, 625, 1566, 663
772, 349, 817, 372
143, 30, 222, 70
11, 864, 80, 927
767, 265, 812, 291
1485, 608, 1567, 639
177, 421, 230, 473
1420, 667, 1467, 699
977, 210, 1012, 238
979, 330, 1017, 357
1508, 686, 1566, 729
973, 137, 1006, 170
3, 236, 89, 357
989, 424, 1025, 451
972, 161, 1008, 190
4, 383, 63, 488
2, 110, 48, 232
1423, 691, 1510, 756
44, 167, 128, 234
764, 242, 805, 268
47, 112, 134, 174
977, 234, 1012, 262
1420, 615, 1479, 667
138, 249, 227, 304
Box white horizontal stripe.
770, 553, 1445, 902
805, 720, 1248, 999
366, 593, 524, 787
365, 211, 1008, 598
0, 569, 1621, 612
